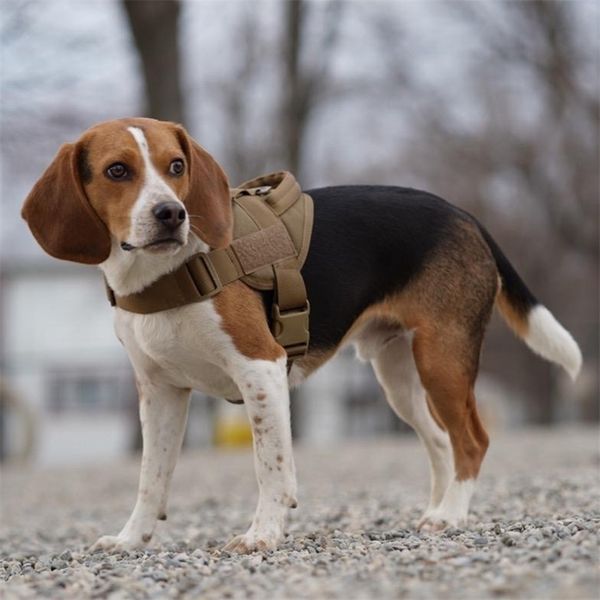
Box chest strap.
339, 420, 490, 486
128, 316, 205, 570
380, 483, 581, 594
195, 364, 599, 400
106, 222, 309, 361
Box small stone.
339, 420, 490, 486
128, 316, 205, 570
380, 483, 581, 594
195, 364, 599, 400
542, 526, 555, 538
502, 534, 518, 547
50, 559, 68, 571
59, 550, 72, 561
449, 556, 472, 567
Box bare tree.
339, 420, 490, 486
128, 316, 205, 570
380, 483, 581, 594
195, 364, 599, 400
122, 0, 185, 124
212, 1, 343, 183
216, 6, 277, 184
448, 1, 599, 259
280, 0, 343, 177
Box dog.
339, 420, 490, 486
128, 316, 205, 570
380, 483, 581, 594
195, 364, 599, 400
22, 117, 582, 554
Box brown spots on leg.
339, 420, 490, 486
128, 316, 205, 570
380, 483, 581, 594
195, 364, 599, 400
276, 454, 283, 463
142, 533, 152, 543
213, 282, 286, 361
253, 416, 263, 425
282, 493, 298, 508
256, 392, 266, 401
158, 512, 167, 521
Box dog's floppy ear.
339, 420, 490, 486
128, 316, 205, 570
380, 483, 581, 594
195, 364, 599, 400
176, 126, 232, 249
21, 142, 111, 264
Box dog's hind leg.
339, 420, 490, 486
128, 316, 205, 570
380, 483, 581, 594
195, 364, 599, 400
371, 335, 454, 521
91, 382, 190, 551
411, 326, 489, 532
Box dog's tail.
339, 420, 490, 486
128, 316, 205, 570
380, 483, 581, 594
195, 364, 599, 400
479, 226, 582, 380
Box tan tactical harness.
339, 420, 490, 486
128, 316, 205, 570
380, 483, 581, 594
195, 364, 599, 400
105, 172, 313, 363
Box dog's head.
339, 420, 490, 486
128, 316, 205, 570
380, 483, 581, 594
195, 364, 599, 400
22, 117, 232, 264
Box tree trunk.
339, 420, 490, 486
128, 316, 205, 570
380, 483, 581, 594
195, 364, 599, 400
280, 1, 342, 178
122, 0, 185, 124
281, 0, 306, 176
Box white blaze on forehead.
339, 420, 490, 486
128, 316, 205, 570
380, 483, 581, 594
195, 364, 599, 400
127, 126, 177, 196
128, 126, 149, 152
125, 126, 186, 244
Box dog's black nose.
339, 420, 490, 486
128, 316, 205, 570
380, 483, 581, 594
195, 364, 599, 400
152, 201, 186, 229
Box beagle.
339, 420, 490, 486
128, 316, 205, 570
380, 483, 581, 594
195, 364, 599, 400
22, 117, 582, 554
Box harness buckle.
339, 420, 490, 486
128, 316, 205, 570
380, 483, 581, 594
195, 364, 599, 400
186, 253, 222, 298
272, 301, 310, 357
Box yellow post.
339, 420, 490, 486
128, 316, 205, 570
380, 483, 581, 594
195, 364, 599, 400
213, 401, 253, 447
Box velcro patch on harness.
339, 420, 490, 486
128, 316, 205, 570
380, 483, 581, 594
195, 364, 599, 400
231, 221, 297, 275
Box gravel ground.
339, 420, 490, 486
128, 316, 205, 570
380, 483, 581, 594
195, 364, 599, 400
1, 426, 599, 599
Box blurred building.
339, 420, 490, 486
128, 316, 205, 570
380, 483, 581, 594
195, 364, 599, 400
1, 259, 132, 464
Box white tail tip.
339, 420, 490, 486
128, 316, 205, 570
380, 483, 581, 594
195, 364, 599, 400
526, 305, 582, 380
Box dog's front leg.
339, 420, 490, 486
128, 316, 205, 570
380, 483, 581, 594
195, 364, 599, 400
91, 382, 190, 552
223, 356, 297, 554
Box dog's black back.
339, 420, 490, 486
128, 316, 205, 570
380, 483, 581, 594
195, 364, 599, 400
301, 185, 469, 351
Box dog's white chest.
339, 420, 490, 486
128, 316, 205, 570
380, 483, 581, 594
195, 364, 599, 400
114, 301, 243, 400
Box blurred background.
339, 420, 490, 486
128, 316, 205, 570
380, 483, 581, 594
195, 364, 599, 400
0, 0, 598, 467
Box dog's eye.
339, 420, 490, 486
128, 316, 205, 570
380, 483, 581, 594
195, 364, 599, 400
106, 163, 129, 181
169, 159, 185, 176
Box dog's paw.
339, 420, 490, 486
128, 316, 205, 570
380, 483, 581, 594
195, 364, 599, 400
89, 533, 150, 553
417, 511, 465, 533
222, 531, 280, 554
417, 515, 449, 533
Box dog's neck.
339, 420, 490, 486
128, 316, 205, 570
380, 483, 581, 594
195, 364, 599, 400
99, 234, 208, 296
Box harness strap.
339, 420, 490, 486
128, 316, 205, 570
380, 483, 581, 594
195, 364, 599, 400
272, 266, 310, 362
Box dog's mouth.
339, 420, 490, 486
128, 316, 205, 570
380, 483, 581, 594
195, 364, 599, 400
144, 238, 184, 253
146, 238, 182, 248
120, 238, 183, 252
